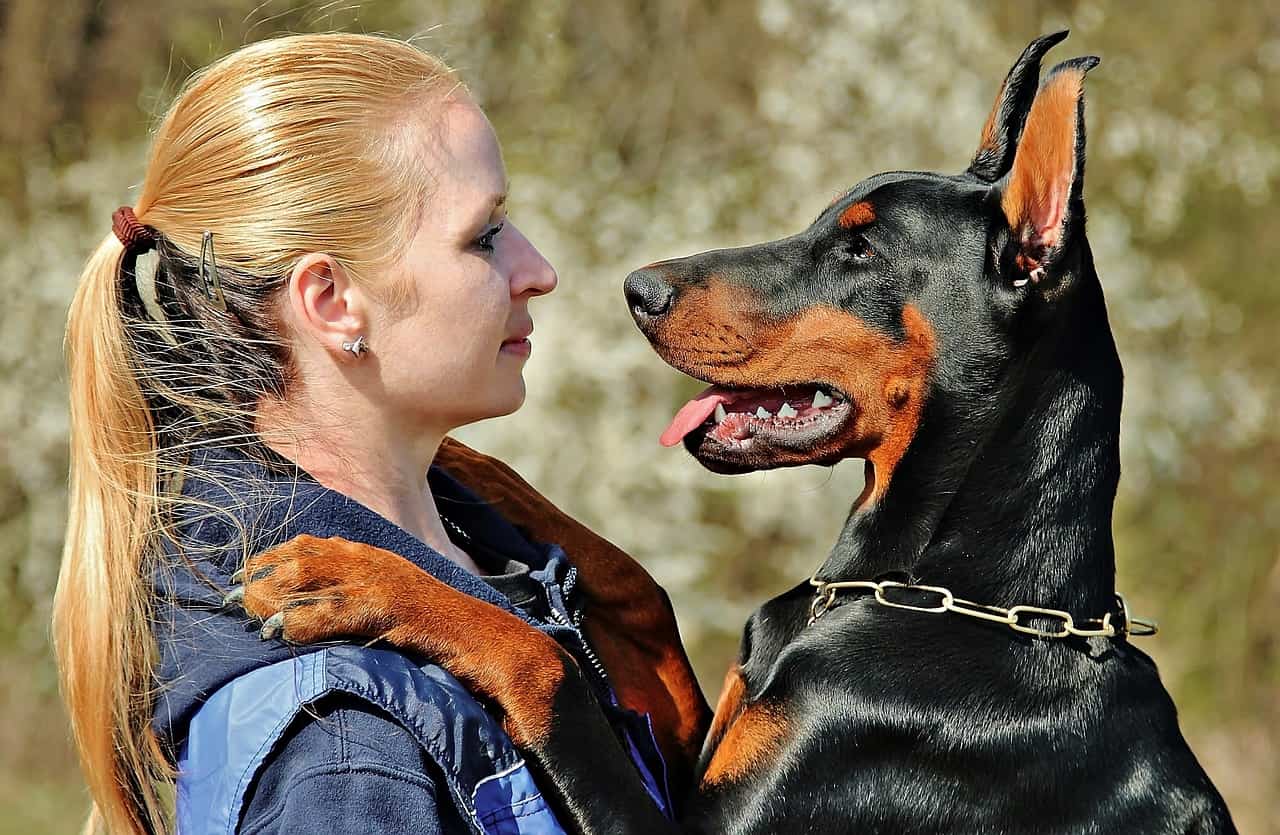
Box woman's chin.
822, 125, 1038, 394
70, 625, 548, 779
497, 386, 526, 417
425, 377, 527, 433
484, 377, 527, 419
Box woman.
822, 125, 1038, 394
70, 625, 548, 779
54, 33, 705, 835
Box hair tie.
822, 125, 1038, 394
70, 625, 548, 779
111, 206, 156, 253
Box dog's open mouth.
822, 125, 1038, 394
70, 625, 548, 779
660, 383, 855, 471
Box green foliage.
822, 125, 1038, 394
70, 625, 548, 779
2, 0, 1275, 830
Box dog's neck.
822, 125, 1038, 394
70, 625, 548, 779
819, 248, 1122, 614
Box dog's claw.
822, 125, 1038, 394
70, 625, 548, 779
259, 612, 286, 641
221, 586, 245, 611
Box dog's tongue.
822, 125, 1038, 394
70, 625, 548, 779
660, 386, 731, 447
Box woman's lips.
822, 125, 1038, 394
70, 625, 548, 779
501, 321, 534, 357
500, 337, 532, 357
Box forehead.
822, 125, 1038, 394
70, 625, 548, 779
823, 171, 987, 231
420, 98, 508, 201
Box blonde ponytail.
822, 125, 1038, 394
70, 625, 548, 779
57, 235, 171, 833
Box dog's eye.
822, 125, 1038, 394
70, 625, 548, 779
847, 234, 875, 260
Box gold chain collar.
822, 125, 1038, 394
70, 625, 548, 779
806, 575, 1158, 640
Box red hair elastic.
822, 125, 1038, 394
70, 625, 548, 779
111, 206, 156, 252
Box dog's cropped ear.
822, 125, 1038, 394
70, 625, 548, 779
998, 57, 1099, 285
968, 31, 1069, 182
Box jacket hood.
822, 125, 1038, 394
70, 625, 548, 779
150, 442, 562, 753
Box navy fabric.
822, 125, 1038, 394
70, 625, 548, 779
235, 691, 466, 835
177, 652, 331, 834
151, 444, 670, 833
178, 649, 564, 834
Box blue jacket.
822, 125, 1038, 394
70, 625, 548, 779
152, 445, 671, 834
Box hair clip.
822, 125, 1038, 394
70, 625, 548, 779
199, 231, 228, 311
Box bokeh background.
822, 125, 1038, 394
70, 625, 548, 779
2, 1, 1276, 831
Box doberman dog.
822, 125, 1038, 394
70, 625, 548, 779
235, 32, 1236, 834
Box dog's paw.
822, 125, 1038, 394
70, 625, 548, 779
223, 534, 420, 645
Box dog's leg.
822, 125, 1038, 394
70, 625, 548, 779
237, 535, 679, 835
434, 438, 711, 798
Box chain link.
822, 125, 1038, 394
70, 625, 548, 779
806, 576, 1158, 640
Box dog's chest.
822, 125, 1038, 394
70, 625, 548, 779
730, 588, 822, 702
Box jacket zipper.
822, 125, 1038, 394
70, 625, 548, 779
546, 570, 613, 696
443, 512, 613, 696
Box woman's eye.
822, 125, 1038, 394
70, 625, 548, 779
475, 222, 505, 253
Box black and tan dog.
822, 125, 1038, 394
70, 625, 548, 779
238, 32, 1236, 834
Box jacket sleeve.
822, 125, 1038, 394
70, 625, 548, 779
238, 693, 472, 835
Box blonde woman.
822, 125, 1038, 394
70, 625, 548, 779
55, 33, 706, 835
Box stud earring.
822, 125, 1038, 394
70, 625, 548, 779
341, 335, 369, 357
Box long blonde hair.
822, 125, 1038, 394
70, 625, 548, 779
54, 33, 462, 834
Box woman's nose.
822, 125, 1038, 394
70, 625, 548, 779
509, 226, 558, 297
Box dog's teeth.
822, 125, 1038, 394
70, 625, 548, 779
812, 390, 833, 408
777, 402, 798, 418
714, 404, 728, 423
755, 406, 773, 419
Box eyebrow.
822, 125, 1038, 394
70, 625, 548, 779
477, 184, 509, 223
461, 187, 509, 236
494, 178, 512, 210
838, 200, 876, 229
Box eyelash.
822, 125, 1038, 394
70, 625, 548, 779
475, 222, 505, 253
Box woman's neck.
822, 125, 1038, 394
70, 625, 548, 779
255, 395, 485, 575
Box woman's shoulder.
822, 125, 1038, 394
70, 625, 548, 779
318, 645, 544, 785
238, 645, 524, 765
233, 647, 567, 835
241, 691, 468, 835
186, 646, 528, 835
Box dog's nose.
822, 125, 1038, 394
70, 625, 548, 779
624, 268, 675, 319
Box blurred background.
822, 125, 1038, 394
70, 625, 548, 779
2, 0, 1276, 831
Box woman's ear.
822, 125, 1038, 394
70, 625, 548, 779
286, 253, 368, 354
998, 56, 1098, 287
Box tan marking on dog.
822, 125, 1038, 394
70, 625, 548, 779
976, 77, 1009, 159
649, 284, 936, 504
838, 200, 876, 229
700, 688, 787, 788
703, 664, 746, 758
1002, 68, 1087, 250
